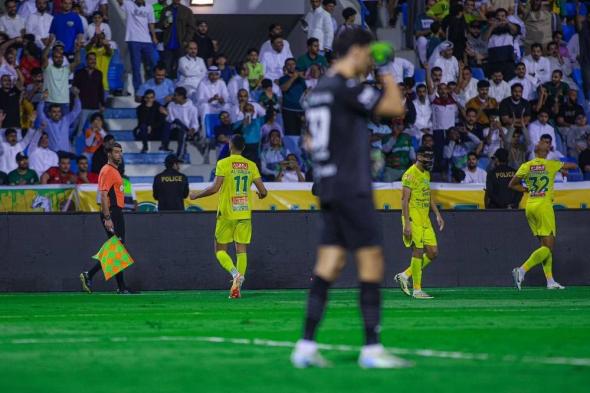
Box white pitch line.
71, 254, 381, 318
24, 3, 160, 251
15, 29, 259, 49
1, 335, 589, 367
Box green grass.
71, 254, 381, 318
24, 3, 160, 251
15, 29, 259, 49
1, 288, 590, 393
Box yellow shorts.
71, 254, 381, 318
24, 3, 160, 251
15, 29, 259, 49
525, 205, 556, 237
402, 217, 437, 249
215, 218, 252, 244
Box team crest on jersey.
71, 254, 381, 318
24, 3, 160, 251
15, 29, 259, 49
531, 165, 545, 171
232, 162, 248, 170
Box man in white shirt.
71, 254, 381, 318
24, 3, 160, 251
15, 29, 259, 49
488, 70, 510, 102
261, 36, 291, 84
25, 0, 53, 50
432, 41, 459, 84
303, 0, 334, 53
17, 0, 36, 20
387, 56, 415, 85
0, 0, 25, 38
28, 132, 58, 177
522, 43, 551, 85
413, 84, 433, 135
0, 127, 39, 174
116, 0, 158, 92
259, 23, 293, 60
509, 62, 537, 101
462, 152, 487, 184
546, 41, 574, 84
177, 40, 207, 98
227, 62, 250, 105
195, 66, 230, 124
81, 0, 108, 18
527, 109, 556, 157
165, 86, 199, 157
230, 88, 265, 122
456, 66, 479, 107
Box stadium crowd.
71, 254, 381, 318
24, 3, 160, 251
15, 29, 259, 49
0, 0, 589, 200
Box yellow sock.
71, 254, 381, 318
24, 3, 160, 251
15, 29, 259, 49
422, 254, 433, 269
542, 253, 553, 281
411, 257, 422, 290
521, 246, 551, 272
216, 251, 238, 277
403, 266, 412, 277
237, 253, 247, 277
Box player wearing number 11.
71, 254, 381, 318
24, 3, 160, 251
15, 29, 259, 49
508, 141, 577, 290
190, 135, 268, 299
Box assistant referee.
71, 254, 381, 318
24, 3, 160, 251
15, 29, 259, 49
80, 143, 136, 294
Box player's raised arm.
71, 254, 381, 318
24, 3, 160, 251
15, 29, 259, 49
253, 178, 268, 199
371, 42, 404, 117
190, 176, 224, 200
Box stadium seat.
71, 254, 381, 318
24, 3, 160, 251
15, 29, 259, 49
580, 3, 588, 16
411, 136, 420, 151
565, 2, 576, 17
401, 3, 409, 27
204, 114, 221, 139
572, 68, 583, 90
471, 67, 485, 81
414, 68, 426, 84
562, 24, 575, 42
478, 156, 490, 170
108, 49, 124, 91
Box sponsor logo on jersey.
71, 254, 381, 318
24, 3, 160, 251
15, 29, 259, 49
530, 165, 545, 171
232, 162, 248, 170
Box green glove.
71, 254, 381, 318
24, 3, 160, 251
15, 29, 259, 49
370, 41, 395, 67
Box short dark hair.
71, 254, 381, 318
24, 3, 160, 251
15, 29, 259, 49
86, 52, 96, 60
49, 103, 62, 111
154, 64, 167, 73
468, 152, 478, 159
323, 0, 336, 5
477, 80, 490, 89
431, 66, 442, 73
271, 35, 283, 44
342, 7, 357, 19
76, 155, 88, 163
4, 128, 16, 137
430, 21, 441, 34
59, 156, 70, 163
333, 28, 374, 57
421, 134, 433, 143
261, 79, 273, 89
531, 43, 543, 51
174, 86, 187, 98
247, 48, 258, 55
90, 112, 103, 123
103, 134, 115, 143
268, 23, 280, 32
231, 134, 245, 151
540, 133, 552, 141
552, 69, 563, 77
307, 37, 319, 47
284, 57, 296, 67
466, 107, 478, 115
31, 67, 43, 76
511, 83, 523, 92
495, 8, 508, 16
516, 62, 526, 68
143, 89, 155, 97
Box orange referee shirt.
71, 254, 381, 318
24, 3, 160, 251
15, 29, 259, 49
98, 164, 124, 209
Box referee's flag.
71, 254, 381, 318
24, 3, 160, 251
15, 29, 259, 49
92, 236, 135, 280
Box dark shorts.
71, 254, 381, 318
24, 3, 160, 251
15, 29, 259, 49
100, 207, 125, 243
319, 195, 382, 251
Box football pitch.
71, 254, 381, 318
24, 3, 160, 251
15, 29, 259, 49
1, 288, 589, 393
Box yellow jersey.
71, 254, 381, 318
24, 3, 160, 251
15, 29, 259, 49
215, 154, 261, 220
401, 164, 431, 221
515, 158, 563, 208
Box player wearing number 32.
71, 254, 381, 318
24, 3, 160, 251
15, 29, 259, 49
190, 134, 268, 299
291, 30, 410, 369
508, 141, 577, 291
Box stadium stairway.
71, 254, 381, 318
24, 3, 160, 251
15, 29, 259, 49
104, 96, 214, 183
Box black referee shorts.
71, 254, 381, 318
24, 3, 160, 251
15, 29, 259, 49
319, 195, 382, 251
100, 207, 125, 243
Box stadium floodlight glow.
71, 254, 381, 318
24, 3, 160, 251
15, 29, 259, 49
191, 0, 214, 5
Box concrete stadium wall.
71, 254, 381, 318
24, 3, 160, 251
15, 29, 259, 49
0, 211, 589, 292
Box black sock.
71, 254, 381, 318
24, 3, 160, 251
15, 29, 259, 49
115, 271, 126, 290
360, 282, 381, 346
87, 262, 101, 279
303, 276, 331, 341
